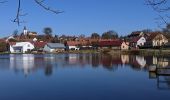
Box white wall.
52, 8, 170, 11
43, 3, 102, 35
23, 43, 34, 53
10, 42, 34, 53
10, 46, 15, 53
43, 45, 54, 52
68, 46, 79, 50
136, 37, 146, 47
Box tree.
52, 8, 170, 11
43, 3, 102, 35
0, 42, 8, 52
146, 0, 170, 25
13, 29, 19, 37
0, 0, 63, 25
51, 35, 60, 43
43, 27, 53, 36
79, 34, 85, 39
91, 33, 100, 39
141, 29, 152, 34
102, 30, 118, 39
162, 23, 170, 33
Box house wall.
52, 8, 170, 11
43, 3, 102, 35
121, 42, 129, 50
68, 46, 79, 50
152, 34, 168, 46
10, 46, 15, 53
10, 42, 34, 53
22, 43, 34, 53
136, 37, 146, 47
43, 45, 54, 52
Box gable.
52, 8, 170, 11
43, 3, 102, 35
138, 37, 146, 42
153, 34, 168, 41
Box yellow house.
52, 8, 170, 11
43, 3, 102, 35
121, 41, 129, 50
147, 32, 168, 47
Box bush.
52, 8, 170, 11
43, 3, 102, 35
0, 42, 8, 52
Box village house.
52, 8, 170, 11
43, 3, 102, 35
33, 41, 47, 52
65, 39, 92, 50
65, 41, 80, 50
121, 41, 129, 50
128, 31, 144, 38
9, 42, 34, 53
99, 39, 122, 50
43, 43, 65, 52
130, 36, 146, 49
145, 32, 168, 47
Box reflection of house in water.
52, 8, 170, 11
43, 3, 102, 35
157, 58, 169, 68
64, 54, 92, 67
152, 56, 169, 68
10, 54, 35, 76
101, 54, 121, 71
67, 54, 79, 65
79, 54, 92, 66
121, 55, 129, 65
136, 56, 146, 68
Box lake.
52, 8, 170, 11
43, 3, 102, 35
0, 53, 170, 100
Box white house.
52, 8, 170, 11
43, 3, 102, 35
65, 41, 80, 50
130, 36, 146, 48
43, 43, 65, 52
10, 42, 34, 53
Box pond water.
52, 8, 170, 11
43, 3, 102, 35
0, 53, 170, 100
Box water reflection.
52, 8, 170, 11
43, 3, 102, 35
0, 54, 170, 75
1, 54, 170, 100
1, 53, 170, 90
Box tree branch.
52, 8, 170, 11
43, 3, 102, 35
0, 0, 7, 3
11, 0, 63, 26
146, 0, 170, 26
34, 0, 63, 14
12, 0, 22, 25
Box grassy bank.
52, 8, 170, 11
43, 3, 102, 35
107, 49, 170, 56
1, 49, 170, 56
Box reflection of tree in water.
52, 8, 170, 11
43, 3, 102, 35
45, 63, 53, 76
91, 53, 100, 67
101, 54, 120, 71
102, 54, 112, 68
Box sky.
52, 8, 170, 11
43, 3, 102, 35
0, 0, 165, 37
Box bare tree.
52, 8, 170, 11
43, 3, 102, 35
1, 0, 63, 25
0, 0, 7, 3
146, 0, 170, 26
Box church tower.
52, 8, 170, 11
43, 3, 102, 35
23, 26, 28, 35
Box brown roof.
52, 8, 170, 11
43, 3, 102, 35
66, 41, 79, 46
66, 41, 90, 46
99, 39, 122, 47
146, 32, 161, 41
33, 41, 47, 48
130, 36, 142, 43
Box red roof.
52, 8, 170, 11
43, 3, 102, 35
130, 37, 141, 43
99, 40, 122, 47
66, 41, 79, 46
8, 42, 16, 46
33, 42, 47, 48
66, 41, 90, 46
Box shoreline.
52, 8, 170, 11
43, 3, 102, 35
0, 49, 170, 56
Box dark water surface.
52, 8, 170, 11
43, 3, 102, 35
0, 54, 170, 100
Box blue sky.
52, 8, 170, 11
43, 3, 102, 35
0, 0, 164, 37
